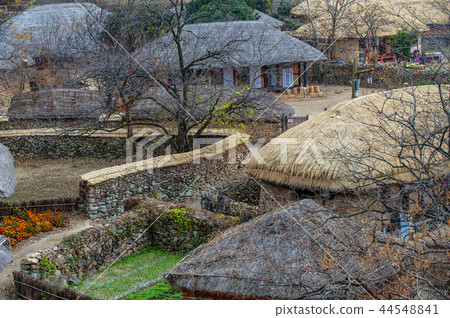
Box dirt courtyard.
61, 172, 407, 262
283, 85, 383, 117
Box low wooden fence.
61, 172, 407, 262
0, 198, 79, 219
281, 114, 309, 132
13, 271, 94, 300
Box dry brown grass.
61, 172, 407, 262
5, 158, 124, 203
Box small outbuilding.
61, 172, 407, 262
164, 199, 403, 300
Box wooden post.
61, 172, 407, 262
303, 62, 307, 87
352, 57, 374, 99
298, 62, 302, 87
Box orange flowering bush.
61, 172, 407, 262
0, 209, 64, 246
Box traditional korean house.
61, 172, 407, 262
136, 21, 326, 91
0, 3, 106, 70
165, 199, 405, 300
290, 0, 449, 63
246, 85, 450, 236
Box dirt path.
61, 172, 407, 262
0, 219, 92, 299
283, 85, 384, 117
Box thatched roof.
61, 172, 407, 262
8, 88, 103, 120
291, 0, 449, 39
255, 10, 285, 28
0, 236, 13, 273
0, 143, 16, 199
135, 21, 326, 69
165, 199, 401, 299
0, 3, 106, 69
246, 85, 450, 191
131, 87, 295, 122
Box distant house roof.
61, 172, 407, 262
0, 143, 16, 199
165, 199, 402, 299
8, 89, 103, 121
0, 3, 106, 69
291, 0, 449, 39
135, 21, 326, 70
254, 10, 285, 28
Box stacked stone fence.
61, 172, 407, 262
79, 134, 250, 220
20, 197, 237, 282
13, 271, 94, 300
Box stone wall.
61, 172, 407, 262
20, 197, 237, 281
201, 177, 262, 221
0, 134, 126, 159
79, 134, 250, 220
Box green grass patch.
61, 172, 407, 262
120, 280, 182, 300
72, 248, 185, 300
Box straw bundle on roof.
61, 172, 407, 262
165, 199, 402, 299
246, 85, 450, 191
0, 143, 16, 199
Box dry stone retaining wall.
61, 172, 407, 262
79, 134, 250, 220
20, 198, 237, 281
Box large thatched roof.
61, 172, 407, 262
131, 87, 295, 122
135, 21, 326, 70
0, 143, 16, 199
246, 85, 450, 191
8, 88, 103, 120
0, 3, 106, 69
165, 199, 401, 299
291, 0, 449, 39
0, 236, 13, 273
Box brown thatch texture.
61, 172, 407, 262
291, 0, 449, 39
165, 199, 401, 300
135, 21, 326, 69
131, 87, 295, 122
0, 235, 13, 273
8, 88, 103, 120
0, 143, 16, 199
246, 85, 450, 191
0, 3, 106, 69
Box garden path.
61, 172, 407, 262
0, 218, 92, 299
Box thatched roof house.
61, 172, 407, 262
291, 0, 449, 62
8, 88, 103, 121
246, 85, 450, 192
0, 236, 13, 273
165, 199, 402, 300
136, 21, 326, 89
131, 87, 295, 122
0, 143, 16, 199
0, 3, 106, 69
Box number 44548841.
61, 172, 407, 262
379, 305, 438, 315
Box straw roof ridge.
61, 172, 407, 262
0, 143, 16, 199
135, 21, 326, 69
254, 10, 285, 28
164, 199, 401, 299
80, 133, 249, 185
246, 85, 450, 191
